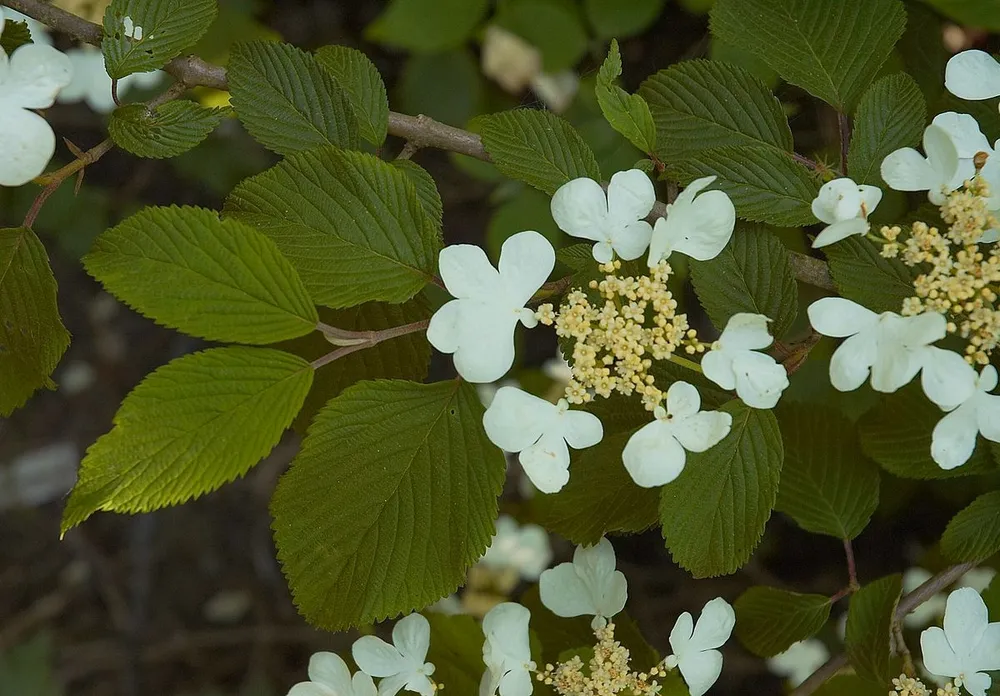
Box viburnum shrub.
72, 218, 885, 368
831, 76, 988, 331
7, 0, 1000, 694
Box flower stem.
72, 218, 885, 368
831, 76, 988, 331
666, 353, 703, 374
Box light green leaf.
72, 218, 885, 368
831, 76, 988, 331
710, 0, 907, 113
109, 101, 228, 159
921, 0, 1000, 31
225, 146, 441, 308
941, 490, 1000, 563
366, 0, 488, 53
660, 401, 783, 578
425, 614, 486, 696
775, 404, 880, 539
102, 0, 217, 78
494, 0, 588, 73
847, 74, 926, 186
0, 19, 32, 54
824, 236, 918, 314
62, 347, 313, 532
584, 0, 664, 39
734, 586, 832, 657
478, 110, 601, 195
845, 574, 902, 685
83, 206, 318, 345
638, 59, 792, 162
391, 160, 443, 229
690, 224, 797, 339
315, 44, 389, 146
0, 227, 70, 416
271, 379, 505, 629
596, 40, 656, 154
228, 40, 359, 156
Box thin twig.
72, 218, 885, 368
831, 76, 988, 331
24, 138, 114, 227
396, 141, 420, 161
309, 319, 430, 370
843, 538, 858, 588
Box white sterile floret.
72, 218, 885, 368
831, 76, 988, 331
647, 175, 736, 266
288, 652, 377, 696
538, 537, 627, 630
481, 514, 552, 581
57, 45, 161, 113
933, 112, 994, 163
427, 231, 555, 383
482, 386, 603, 493
352, 614, 436, 696
621, 381, 732, 488
924, 359, 1000, 470
701, 313, 789, 409
550, 169, 655, 263
766, 639, 830, 687
0, 22, 73, 187
881, 124, 969, 206
809, 177, 882, 248
480, 602, 535, 696
920, 588, 1000, 696
663, 597, 736, 696
945, 50, 1000, 101
807, 297, 946, 393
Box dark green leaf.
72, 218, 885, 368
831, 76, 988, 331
596, 39, 657, 154
921, 0, 1000, 30
398, 49, 483, 128
584, 0, 665, 39
494, 0, 588, 72
315, 44, 389, 146
941, 490, 1000, 563
391, 160, 443, 229
109, 101, 228, 159
366, 0, 488, 53
0, 20, 32, 54
847, 74, 926, 186
425, 614, 486, 696
844, 574, 901, 685
897, 3, 947, 104
824, 236, 918, 314
102, 0, 217, 78
734, 586, 831, 657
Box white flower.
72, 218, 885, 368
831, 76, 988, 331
621, 381, 732, 488
538, 537, 627, 629
807, 298, 946, 393
57, 45, 161, 113
482, 387, 603, 493
946, 50, 1000, 101
481, 514, 552, 581
288, 652, 377, 696
920, 588, 1000, 696
881, 124, 969, 205
427, 231, 554, 383
767, 640, 830, 687
550, 169, 654, 263
664, 597, 736, 696
0, 29, 73, 187
480, 603, 535, 696
927, 361, 1000, 470
352, 614, 436, 696
701, 313, 789, 409
933, 112, 993, 162
648, 175, 736, 266
809, 177, 882, 248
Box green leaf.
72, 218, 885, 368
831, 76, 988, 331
845, 574, 902, 685
898, 3, 947, 108
398, 49, 483, 128
0, 19, 33, 54
315, 45, 389, 146
596, 40, 657, 154
271, 379, 505, 629
366, 0, 488, 53
102, 0, 217, 78
584, 0, 664, 39
814, 675, 887, 696
775, 404, 880, 539
62, 347, 313, 532
847, 74, 926, 187
670, 146, 820, 227
109, 101, 228, 159
228, 40, 359, 156
487, 188, 563, 262
690, 224, 797, 339
478, 110, 601, 195
494, 0, 588, 73
824, 236, 918, 314
0, 634, 62, 696
0, 228, 70, 416
710, 0, 907, 113
638, 60, 793, 162
660, 401, 783, 577
921, 0, 1000, 31
225, 146, 441, 308
941, 490, 1000, 563
391, 160, 443, 229
84, 206, 318, 345
734, 586, 832, 657
425, 614, 486, 696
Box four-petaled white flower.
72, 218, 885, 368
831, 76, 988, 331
945, 50, 1000, 101
539, 537, 627, 629
807, 298, 946, 393
0, 16, 73, 187
701, 313, 789, 409
483, 386, 603, 494
480, 602, 536, 696
923, 357, 1000, 470
648, 175, 736, 266
809, 177, 882, 248
550, 169, 655, 263
352, 614, 437, 696
481, 514, 552, 581
881, 124, 968, 205
920, 588, 1000, 696
621, 381, 732, 488
932, 112, 1000, 244
664, 597, 736, 696
766, 639, 830, 688
288, 652, 377, 696
427, 231, 554, 383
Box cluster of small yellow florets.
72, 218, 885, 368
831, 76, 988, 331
887, 674, 961, 696
536, 622, 665, 696
535, 260, 707, 411
878, 178, 1000, 364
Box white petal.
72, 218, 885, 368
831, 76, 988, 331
689, 598, 736, 651
392, 614, 430, 664
594, 568, 628, 621
731, 351, 788, 409
592, 240, 614, 264
483, 387, 555, 453
607, 169, 655, 225
438, 245, 501, 299
288, 683, 336, 696
451, 305, 520, 383
963, 672, 992, 696
807, 297, 877, 338
669, 190, 736, 261
678, 651, 723, 696
933, 404, 981, 470
376, 673, 409, 696
981, 365, 999, 393
945, 50, 1000, 100
574, 539, 628, 620
969, 623, 1000, 674
0, 106, 56, 187
924, 124, 962, 192
829, 331, 878, 392
353, 637, 406, 678
673, 410, 732, 453
920, 626, 962, 678
550, 177, 608, 243
539, 562, 597, 618
519, 432, 571, 493
622, 421, 687, 487
895, 310, 947, 348
498, 231, 555, 307
811, 218, 869, 248
498, 667, 533, 696
669, 612, 695, 655
701, 350, 736, 391
880, 147, 938, 193
559, 409, 604, 450
5, 43, 73, 109
976, 394, 1000, 443
426, 300, 463, 354
812, 178, 863, 224
932, 112, 992, 159
869, 341, 923, 394
859, 185, 883, 215
354, 673, 378, 696
921, 347, 978, 411
943, 588, 989, 658
482, 602, 532, 661
666, 380, 701, 419
718, 313, 773, 351
611, 220, 653, 261
308, 652, 354, 693
674, 176, 717, 207
648, 215, 679, 266
404, 673, 436, 696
